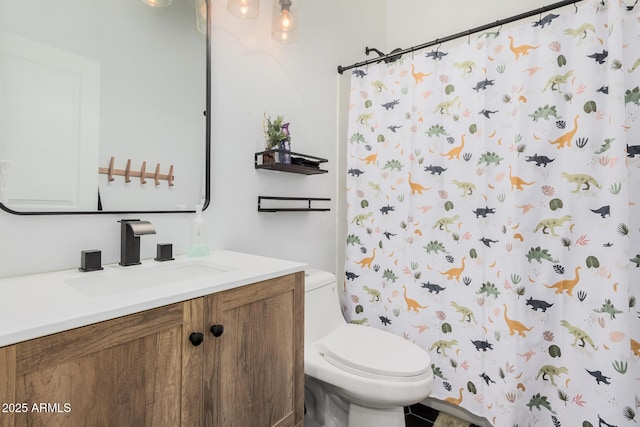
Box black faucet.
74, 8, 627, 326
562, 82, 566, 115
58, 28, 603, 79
118, 219, 156, 266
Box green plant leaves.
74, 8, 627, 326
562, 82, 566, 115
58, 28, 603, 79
549, 198, 563, 211
557, 54, 567, 67
583, 100, 597, 114
586, 255, 600, 268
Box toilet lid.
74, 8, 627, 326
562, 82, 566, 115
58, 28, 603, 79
319, 324, 430, 378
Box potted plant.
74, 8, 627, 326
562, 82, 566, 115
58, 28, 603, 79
263, 113, 291, 164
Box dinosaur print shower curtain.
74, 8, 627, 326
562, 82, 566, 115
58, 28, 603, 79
343, 1, 640, 425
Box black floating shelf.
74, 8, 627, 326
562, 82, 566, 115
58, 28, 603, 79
255, 150, 328, 175
258, 196, 331, 212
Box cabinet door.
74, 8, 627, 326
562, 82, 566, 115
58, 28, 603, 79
0, 300, 204, 427
204, 272, 304, 427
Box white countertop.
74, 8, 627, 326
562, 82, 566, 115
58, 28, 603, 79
0, 250, 306, 348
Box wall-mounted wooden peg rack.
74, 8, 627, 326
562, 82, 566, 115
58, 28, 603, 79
98, 156, 174, 187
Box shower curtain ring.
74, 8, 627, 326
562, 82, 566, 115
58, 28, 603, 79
574, 2, 578, 13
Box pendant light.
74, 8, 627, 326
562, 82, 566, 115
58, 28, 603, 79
227, 0, 259, 19
272, 0, 298, 43
140, 0, 172, 7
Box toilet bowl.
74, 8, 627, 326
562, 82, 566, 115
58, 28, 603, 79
304, 269, 433, 427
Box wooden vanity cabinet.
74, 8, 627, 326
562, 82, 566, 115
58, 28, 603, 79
0, 300, 198, 427
204, 272, 304, 427
0, 272, 304, 427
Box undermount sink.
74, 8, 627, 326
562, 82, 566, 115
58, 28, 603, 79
66, 258, 231, 297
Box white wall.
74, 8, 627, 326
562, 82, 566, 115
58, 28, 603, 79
206, 0, 385, 273
0, 0, 385, 279
386, 0, 552, 48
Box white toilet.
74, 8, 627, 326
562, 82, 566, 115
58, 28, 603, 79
304, 269, 433, 427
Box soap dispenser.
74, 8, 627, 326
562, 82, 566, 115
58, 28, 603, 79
188, 204, 210, 257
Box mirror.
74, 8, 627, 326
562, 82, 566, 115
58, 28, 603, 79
0, 0, 210, 214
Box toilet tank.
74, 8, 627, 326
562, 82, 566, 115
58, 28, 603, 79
304, 269, 346, 343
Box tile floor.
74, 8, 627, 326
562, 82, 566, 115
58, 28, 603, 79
404, 404, 441, 426
405, 404, 483, 427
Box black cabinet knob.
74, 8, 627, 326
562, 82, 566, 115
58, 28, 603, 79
189, 332, 204, 346
210, 324, 224, 337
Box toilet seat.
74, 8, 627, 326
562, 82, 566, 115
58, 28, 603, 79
318, 324, 430, 380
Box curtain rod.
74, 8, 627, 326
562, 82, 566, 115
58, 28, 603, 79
337, 0, 591, 74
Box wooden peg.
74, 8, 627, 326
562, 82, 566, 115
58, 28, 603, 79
99, 157, 175, 187
154, 163, 161, 186
107, 157, 115, 181
140, 161, 147, 184
124, 159, 132, 183
167, 165, 174, 187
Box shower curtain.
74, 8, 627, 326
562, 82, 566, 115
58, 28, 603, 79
343, 1, 640, 425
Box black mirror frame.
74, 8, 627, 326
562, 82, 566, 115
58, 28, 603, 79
0, 0, 211, 216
